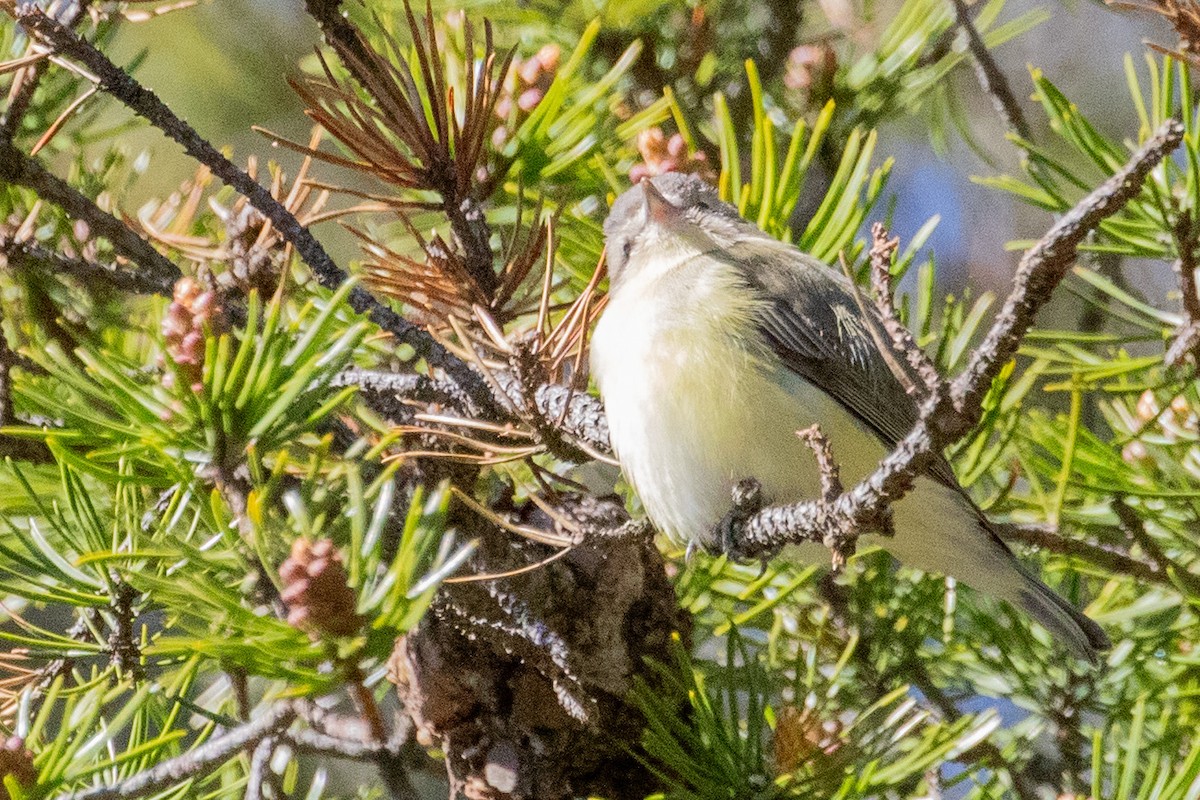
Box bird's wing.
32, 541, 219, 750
727, 241, 961, 491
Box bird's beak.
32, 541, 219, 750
640, 177, 677, 224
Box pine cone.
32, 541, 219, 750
161, 276, 224, 393
279, 538, 363, 639
774, 704, 842, 774
492, 43, 561, 149
0, 737, 36, 800
628, 127, 716, 185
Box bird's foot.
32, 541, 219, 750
717, 478, 776, 569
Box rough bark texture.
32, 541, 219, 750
391, 520, 689, 800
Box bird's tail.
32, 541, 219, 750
1012, 564, 1111, 665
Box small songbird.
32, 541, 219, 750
589, 172, 1109, 662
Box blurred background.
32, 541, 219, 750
102, 0, 1173, 300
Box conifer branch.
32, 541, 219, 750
0, 139, 181, 287
53, 704, 298, 800
8, 3, 496, 411
1, 234, 175, 296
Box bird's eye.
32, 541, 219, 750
621, 240, 633, 260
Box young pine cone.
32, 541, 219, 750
279, 538, 364, 639
161, 277, 224, 393
628, 127, 716, 185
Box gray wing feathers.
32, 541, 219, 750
722, 241, 1111, 660
728, 244, 961, 490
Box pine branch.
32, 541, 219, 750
299, 0, 502, 297
52, 703, 298, 800
8, 3, 497, 413
1002, 522, 1176, 588
0, 0, 88, 139
1, 235, 176, 296
0, 139, 181, 287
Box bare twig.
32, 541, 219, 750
949, 0, 1031, 139
241, 737, 274, 800
0, 0, 88, 139
1, 235, 175, 296
1001, 521, 1186, 590
285, 728, 420, 799
1166, 211, 1200, 365
346, 670, 388, 744
798, 425, 844, 504
797, 424, 861, 571
9, 5, 495, 411
500, 373, 613, 459
866, 224, 944, 396
1110, 497, 1200, 594
0, 139, 181, 287
729, 120, 1184, 558
53, 703, 298, 800
332, 367, 466, 409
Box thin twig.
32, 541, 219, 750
949, 0, 1031, 139
798, 425, 844, 504
867, 224, 943, 396
1110, 497, 1200, 594
1, 235, 175, 296
0, 0, 88, 139
1002, 521, 1179, 589
1166, 211, 1200, 365
285, 728, 420, 799
332, 367, 464, 408
52, 703, 298, 800
241, 737, 274, 800
0, 139, 181, 287
10, 5, 495, 411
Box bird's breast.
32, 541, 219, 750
590, 259, 881, 545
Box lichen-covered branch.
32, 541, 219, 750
1, 235, 175, 296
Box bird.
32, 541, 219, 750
588, 171, 1110, 662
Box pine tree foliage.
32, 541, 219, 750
0, 0, 1198, 798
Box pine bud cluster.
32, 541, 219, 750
279, 539, 363, 639
628, 127, 716, 184
161, 277, 223, 393
492, 44, 561, 149
1120, 389, 1199, 466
